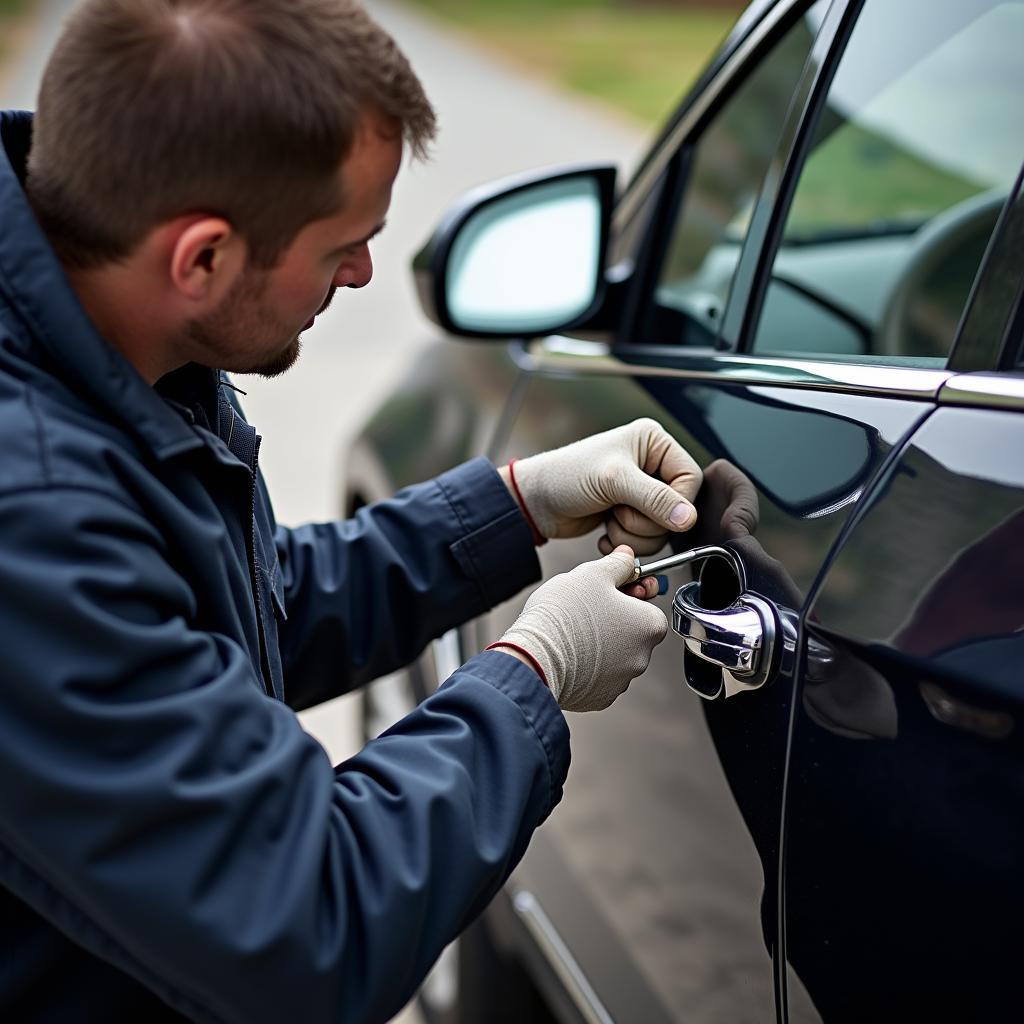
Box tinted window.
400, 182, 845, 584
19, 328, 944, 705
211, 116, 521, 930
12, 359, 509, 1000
641, 1, 829, 346
752, 0, 1024, 363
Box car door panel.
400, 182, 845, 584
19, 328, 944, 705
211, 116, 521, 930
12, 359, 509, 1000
782, 403, 1024, 1023
484, 361, 930, 1023
346, 339, 529, 500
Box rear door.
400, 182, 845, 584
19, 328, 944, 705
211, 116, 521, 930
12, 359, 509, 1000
781, 377, 1024, 1024
481, 2, 1024, 1022
776, 4, 1024, 1016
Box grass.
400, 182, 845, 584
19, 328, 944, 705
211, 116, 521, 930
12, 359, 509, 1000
0, 0, 34, 69
787, 121, 983, 236
408, 0, 743, 127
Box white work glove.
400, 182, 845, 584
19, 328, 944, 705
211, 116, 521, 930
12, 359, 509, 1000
507, 418, 702, 555
491, 547, 668, 712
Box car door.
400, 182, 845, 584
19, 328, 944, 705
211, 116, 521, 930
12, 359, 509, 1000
781, 375, 1024, 1024
476, 2, 1024, 1022
775, 4, 1024, 1016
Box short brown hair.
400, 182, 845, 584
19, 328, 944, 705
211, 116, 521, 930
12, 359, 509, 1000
27, 0, 436, 268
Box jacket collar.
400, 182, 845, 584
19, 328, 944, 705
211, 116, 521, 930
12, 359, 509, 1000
0, 110, 204, 460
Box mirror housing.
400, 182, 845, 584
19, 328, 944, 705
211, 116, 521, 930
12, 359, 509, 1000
413, 164, 617, 339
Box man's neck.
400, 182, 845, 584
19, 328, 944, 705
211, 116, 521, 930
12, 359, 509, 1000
65, 263, 178, 385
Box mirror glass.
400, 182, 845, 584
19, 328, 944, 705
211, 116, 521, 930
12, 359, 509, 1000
446, 177, 602, 333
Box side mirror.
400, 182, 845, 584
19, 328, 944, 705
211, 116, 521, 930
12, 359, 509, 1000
413, 164, 616, 338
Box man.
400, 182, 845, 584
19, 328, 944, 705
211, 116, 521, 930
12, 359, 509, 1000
0, 1, 701, 1021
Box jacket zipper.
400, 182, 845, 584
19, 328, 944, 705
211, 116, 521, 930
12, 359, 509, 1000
245, 434, 273, 697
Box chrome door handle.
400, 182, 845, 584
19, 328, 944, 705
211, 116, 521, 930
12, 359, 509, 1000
672, 581, 796, 699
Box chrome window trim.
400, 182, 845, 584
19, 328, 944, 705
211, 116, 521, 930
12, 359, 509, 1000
517, 336, 951, 401
511, 889, 615, 1024
938, 372, 1024, 411
613, 0, 808, 233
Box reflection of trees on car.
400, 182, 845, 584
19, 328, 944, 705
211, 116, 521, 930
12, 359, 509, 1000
755, 0, 1024, 361
785, 121, 982, 238
659, 11, 822, 286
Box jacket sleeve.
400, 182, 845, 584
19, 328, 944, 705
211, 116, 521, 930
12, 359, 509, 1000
0, 485, 569, 1024
274, 457, 542, 710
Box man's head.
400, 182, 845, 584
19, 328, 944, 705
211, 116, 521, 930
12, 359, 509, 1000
26, 0, 435, 380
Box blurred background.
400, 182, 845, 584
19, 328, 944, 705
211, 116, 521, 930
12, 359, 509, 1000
385, 0, 740, 127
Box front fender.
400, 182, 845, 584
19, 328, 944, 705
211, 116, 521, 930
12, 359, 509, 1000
341, 337, 525, 510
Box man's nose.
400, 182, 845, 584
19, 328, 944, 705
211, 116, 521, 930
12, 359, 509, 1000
334, 248, 373, 290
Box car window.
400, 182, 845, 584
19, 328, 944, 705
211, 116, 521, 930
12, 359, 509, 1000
750, 0, 1024, 364
639, 0, 829, 346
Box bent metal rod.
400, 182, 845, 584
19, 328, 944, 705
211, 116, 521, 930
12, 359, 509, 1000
631, 545, 744, 585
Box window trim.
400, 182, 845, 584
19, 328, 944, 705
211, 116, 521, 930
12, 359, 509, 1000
517, 336, 951, 402
616, 147, 690, 348
612, 0, 811, 236
949, 164, 1024, 373
718, 0, 864, 353
938, 371, 1024, 411
611, 0, 828, 347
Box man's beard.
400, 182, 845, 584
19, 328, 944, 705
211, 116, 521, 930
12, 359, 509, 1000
249, 335, 302, 378
185, 268, 303, 378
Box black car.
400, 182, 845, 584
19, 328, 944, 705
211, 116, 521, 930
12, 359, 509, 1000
345, 1, 1024, 1021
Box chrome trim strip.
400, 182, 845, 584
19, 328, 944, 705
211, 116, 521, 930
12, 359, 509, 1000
518, 336, 952, 400
938, 373, 1024, 411
512, 890, 615, 1024
615, 0, 803, 230
803, 486, 863, 519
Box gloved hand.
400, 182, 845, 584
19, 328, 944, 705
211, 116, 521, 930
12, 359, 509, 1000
490, 546, 668, 712
700, 459, 760, 541
504, 418, 702, 555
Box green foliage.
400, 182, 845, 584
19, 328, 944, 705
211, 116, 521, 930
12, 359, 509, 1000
0, 0, 33, 69
410, 1, 742, 126
787, 121, 983, 236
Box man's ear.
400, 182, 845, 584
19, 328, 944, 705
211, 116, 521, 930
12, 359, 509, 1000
168, 216, 247, 304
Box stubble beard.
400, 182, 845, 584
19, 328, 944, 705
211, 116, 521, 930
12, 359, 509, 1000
250, 335, 302, 378
185, 268, 303, 378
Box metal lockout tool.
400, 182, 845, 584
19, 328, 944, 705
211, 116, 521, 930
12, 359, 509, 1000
631, 545, 745, 587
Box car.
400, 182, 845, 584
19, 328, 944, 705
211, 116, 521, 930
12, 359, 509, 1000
343, 1, 1024, 1021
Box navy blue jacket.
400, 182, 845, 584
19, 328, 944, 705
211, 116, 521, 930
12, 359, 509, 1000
0, 110, 569, 1023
